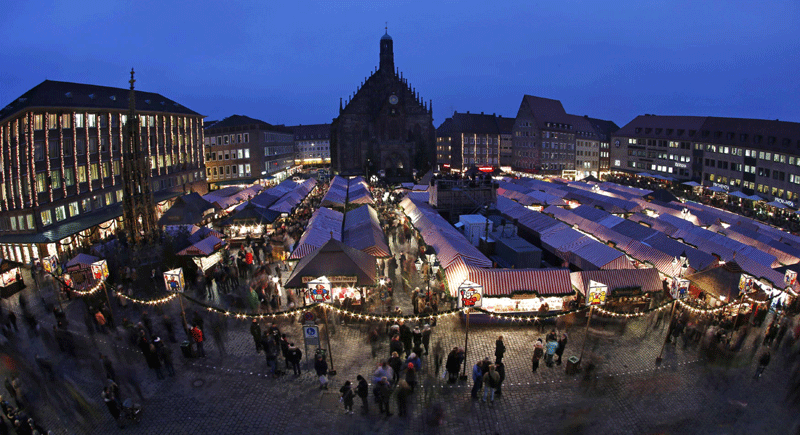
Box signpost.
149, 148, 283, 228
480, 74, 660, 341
164, 268, 187, 326
302, 324, 320, 371
580, 280, 607, 364
457, 280, 483, 380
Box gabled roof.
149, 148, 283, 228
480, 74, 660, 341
0, 79, 200, 123
585, 117, 620, 140
436, 112, 514, 136
290, 123, 331, 140
204, 114, 292, 133
520, 95, 571, 129
283, 238, 376, 288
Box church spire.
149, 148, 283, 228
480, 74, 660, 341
379, 25, 394, 73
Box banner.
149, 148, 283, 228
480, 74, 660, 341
91, 260, 109, 281
306, 277, 331, 303
587, 280, 608, 306
163, 268, 185, 293
42, 255, 58, 274
671, 278, 690, 299
785, 270, 797, 287
739, 275, 755, 292
302, 275, 357, 284
457, 280, 483, 308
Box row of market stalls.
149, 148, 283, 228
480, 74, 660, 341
500, 176, 800, 306
223, 178, 318, 241
320, 176, 374, 209
289, 204, 390, 261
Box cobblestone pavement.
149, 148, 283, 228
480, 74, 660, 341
2, 236, 800, 434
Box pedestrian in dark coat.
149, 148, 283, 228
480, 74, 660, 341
495, 361, 506, 395
155, 338, 175, 377
445, 347, 461, 383
287, 343, 302, 376
396, 379, 412, 416
162, 315, 177, 343
532, 339, 544, 372
102, 387, 120, 421
356, 375, 369, 413
314, 354, 329, 389
389, 335, 404, 359
280, 334, 291, 370
250, 320, 262, 353
421, 324, 432, 355
399, 322, 412, 357
340, 381, 355, 414
495, 335, 506, 364
375, 377, 392, 416
556, 333, 568, 365
412, 327, 422, 350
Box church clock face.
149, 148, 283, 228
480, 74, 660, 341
389, 95, 398, 105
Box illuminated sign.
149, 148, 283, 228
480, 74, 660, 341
302, 275, 357, 284
478, 166, 494, 173
775, 198, 796, 208
712, 182, 730, 191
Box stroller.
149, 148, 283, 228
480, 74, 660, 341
118, 399, 142, 427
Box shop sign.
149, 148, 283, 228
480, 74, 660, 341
42, 255, 58, 274
478, 166, 494, 173
670, 278, 690, 299
302, 275, 357, 284
457, 280, 483, 308
739, 274, 755, 292
775, 198, 796, 208
587, 280, 608, 306
785, 270, 797, 287
163, 268, 185, 293
674, 163, 687, 168
712, 182, 729, 191
91, 260, 109, 281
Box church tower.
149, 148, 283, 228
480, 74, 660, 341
379, 28, 394, 73
330, 29, 435, 181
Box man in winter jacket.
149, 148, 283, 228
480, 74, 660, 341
286, 343, 302, 376
250, 320, 262, 353
471, 361, 484, 399
356, 375, 369, 413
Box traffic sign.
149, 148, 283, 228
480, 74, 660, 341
303, 325, 320, 346
303, 311, 316, 323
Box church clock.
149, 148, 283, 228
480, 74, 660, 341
389, 94, 398, 105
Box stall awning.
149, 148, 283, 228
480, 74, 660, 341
570, 268, 662, 297
177, 236, 225, 256
444, 257, 573, 297
66, 253, 100, 271
284, 238, 376, 288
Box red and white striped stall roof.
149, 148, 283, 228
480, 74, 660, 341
444, 257, 573, 297
570, 268, 662, 297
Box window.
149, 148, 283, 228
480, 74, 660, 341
40, 210, 52, 226
77, 165, 87, 183
62, 114, 71, 128
238, 164, 244, 175
68, 201, 79, 218
34, 141, 45, 161
89, 138, 98, 154
76, 138, 85, 155
34, 115, 43, 130
100, 137, 108, 152
55, 205, 66, 222
237, 149, 243, 159
36, 173, 47, 193
105, 192, 114, 205
49, 140, 58, 159
90, 164, 99, 180
51, 169, 61, 189
10, 217, 17, 231
243, 133, 249, 143
245, 164, 251, 175
101, 162, 110, 178
64, 167, 75, 186
116, 190, 123, 202
87, 114, 97, 128
81, 198, 91, 212
112, 160, 120, 176
63, 138, 72, 156
74, 114, 84, 128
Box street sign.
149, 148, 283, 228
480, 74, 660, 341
303, 311, 316, 323
303, 325, 320, 346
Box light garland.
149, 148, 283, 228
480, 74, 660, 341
15, 118, 21, 209
676, 298, 741, 314
27, 113, 34, 206
0, 124, 6, 211
70, 280, 106, 296
97, 116, 104, 190
59, 113, 67, 198
742, 293, 768, 306
592, 300, 674, 318
118, 292, 177, 305
85, 112, 91, 193
44, 111, 52, 203
72, 112, 78, 199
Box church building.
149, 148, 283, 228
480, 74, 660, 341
330, 29, 435, 180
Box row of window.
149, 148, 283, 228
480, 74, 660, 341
33, 113, 187, 130
206, 164, 252, 179
463, 136, 499, 145
206, 148, 251, 162
206, 133, 250, 146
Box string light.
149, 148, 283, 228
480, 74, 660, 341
118, 292, 177, 305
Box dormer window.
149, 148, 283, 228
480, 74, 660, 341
65, 92, 72, 98
644, 128, 652, 134
88, 94, 95, 99
635, 128, 642, 134
677, 129, 684, 136
688, 130, 696, 136
109, 96, 116, 101
145, 99, 151, 104
655, 128, 662, 134
666, 129, 673, 135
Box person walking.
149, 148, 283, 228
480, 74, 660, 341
446, 347, 461, 383
495, 361, 506, 396
315, 353, 329, 389
556, 332, 568, 365
375, 377, 392, 417
340, 381, 355, 414
545, 336, 558, 367
388, 352, 402, 385
755, 349, 771, 380
250, 320, 263, 353
421, 324, 432, 355
100, 353, 116, 382
471, 360, 484, 399
495, 336, 506, 364
405, 363, 417, 392
356, 375, 369, 414
155, 338, 175, 377
532, 339, 544, 373
190, 324, 205, 357
102, 386, 120, 423
396, 379, 412, 417
280, 334, 291, 371
287, 343, 302, 376
162, 315, 177, 343
145, 342, 164, 380
482, 364, 500, 404
263, 332, 279, 377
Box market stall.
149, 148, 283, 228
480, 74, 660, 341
65, 253, 101, 290
283, 238, 376, 306
444, 257, 575, 323
570, 268, 662, 313
0, 258, 24, 298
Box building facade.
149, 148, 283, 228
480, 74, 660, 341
511, 95, 576, 176
610, 115, 800, 204
330, 30, 435, 180
586, 117, 619, 178
435, 111, 513, 173
291, 124, 330, 166
0, 79, 206, 263
204, 115, 294, 189
572, 115, 601, 180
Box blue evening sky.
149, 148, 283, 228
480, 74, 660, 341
1, 1, 798, 128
